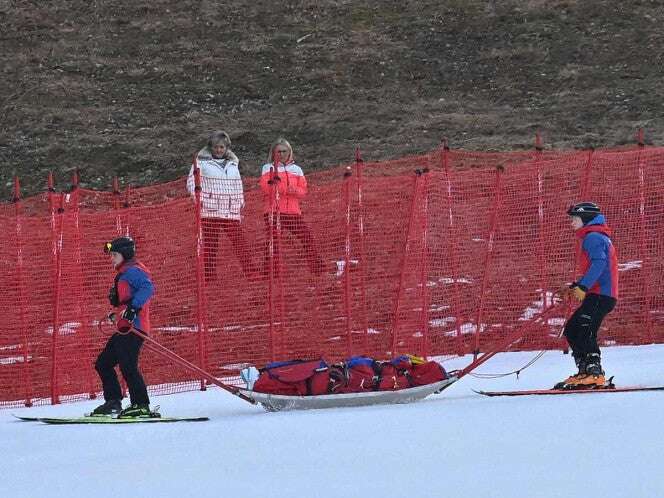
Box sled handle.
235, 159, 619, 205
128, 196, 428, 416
129, 326, 257, 404
98, 314, 256, 404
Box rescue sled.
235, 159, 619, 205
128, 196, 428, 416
238, 376, 458, 412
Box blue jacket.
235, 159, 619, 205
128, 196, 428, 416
576, 215, 619, 298
116, 260, 155, 331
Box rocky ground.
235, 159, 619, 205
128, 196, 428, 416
1, 0, 663, 197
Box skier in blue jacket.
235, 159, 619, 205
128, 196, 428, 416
557, 202, 618, 389
91, 236, 156, 417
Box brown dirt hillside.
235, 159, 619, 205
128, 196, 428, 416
1, 0, 663, 197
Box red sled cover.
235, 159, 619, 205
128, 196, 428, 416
334, 364, 376, 393
253, 359, 330, 396
377, 363, 412, 391
410, 361, 447, 386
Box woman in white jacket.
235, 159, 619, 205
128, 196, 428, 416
187, 131, 255, 282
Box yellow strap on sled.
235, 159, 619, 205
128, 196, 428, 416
407, 354, 425, 365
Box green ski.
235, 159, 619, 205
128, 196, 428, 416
14, 414, 208, 424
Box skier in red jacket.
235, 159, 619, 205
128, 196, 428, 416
91, 236, 156, 417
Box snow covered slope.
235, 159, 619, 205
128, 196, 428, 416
3, 344, 663, 498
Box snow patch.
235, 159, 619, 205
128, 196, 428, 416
335, 259, 359, 277
45, 321, 80, 336
0, 355, 32, 365
438, 277, 473, 284
429, 317, 456, 328
618, 260, 642, 271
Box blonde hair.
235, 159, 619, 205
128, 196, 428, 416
267, 137, 294, 164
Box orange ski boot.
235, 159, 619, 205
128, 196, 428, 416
553, 356, 587, 389
569, 373, 606, 389
571, 359, 607, 389
554, 372, 588, 390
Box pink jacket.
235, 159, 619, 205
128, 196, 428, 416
259, 162, 307, 215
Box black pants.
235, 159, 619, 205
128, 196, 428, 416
563, 294, 617, 361
95, 333, 149, 406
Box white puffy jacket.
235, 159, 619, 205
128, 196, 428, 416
187, 149, 245, 220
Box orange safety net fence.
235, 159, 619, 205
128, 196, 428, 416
1, 145, 662, 408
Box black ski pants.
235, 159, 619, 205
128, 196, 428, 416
95, 332, 149, 406
563, 294, 617, 360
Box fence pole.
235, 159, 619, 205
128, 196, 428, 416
342, 166, 353, 356
534, 132, 549, 310
267, 161, 281, 361
48, 173, 64, 404
580, 148, 594, 200
69, 171, 96, 398
274, 161, 286, 360
472, 166, 504, 359
419, 170, 431, 359
390, 171, 423, 357
112, 177, 123, 234
192, 157, 208, 390
13, 177, 33, 407
635, 130, 654, 343
354, 147, 370, 353
123, 184, 132, 235
441, 141, 464, 355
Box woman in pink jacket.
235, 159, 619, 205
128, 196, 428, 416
259, 138, 323, 276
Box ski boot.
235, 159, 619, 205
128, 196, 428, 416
118, 403, 160, 419
90, 399, 122, 416
560, 354, 612, 390
570, 355, 609, 389
553, 356, 587, 390
554, 373, 588, 390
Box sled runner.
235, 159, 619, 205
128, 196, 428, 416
239, 376, 458, 411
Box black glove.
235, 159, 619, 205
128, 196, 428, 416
117, 306, 140, 333
122, 306, 140, 322
267, 175, 281, 185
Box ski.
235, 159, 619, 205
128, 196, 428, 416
13, 415, 42, 422
13, 414, 208, 424
474, 385, 664, 397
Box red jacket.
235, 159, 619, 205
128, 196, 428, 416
259, 162, 307, 215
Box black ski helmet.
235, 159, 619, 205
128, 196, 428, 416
567, 202, 601, 225
104, 236, 135, 260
